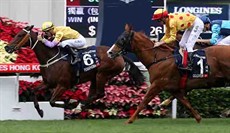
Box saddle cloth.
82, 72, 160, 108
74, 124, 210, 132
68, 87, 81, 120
174, 48, 210, 78
61, 45, 100, 73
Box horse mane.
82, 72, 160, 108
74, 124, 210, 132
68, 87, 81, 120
135, 31, 177, 52
135, 31, 155, 45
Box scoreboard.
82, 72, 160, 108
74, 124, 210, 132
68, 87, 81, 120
65, 0, 229, 38
66, 0, 99, 37
65, 0, 165, 38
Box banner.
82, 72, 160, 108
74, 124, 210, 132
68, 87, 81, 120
167, 4, 229, 20
0, 63, 40, 73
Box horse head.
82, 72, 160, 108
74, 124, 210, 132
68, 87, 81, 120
4, 25, 60, 66
5, 25, 35, 53
107, 24, 135, 59
107, 24, 155, 59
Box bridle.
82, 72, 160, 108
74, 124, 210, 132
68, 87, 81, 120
111, 31, 179, 69
16, 28, 39, 50
109, 31, 134, 59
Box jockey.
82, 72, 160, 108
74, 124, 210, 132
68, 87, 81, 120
37, 21, 88, 64
197, 15, 230, 45
152, 8, 204, 70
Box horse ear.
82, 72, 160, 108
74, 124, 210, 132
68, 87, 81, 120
125, 24, 129, 31
125, 24, 132, 32
29, 25, 34, 30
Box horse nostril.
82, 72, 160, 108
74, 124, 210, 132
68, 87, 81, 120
106, 50, 114, 58
107, 50, 112, 55
4, 46, 9, 52
4, 45, 13, 53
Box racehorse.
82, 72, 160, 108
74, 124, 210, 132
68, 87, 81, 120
4, 25, 145, 117
107, 24, 230, 124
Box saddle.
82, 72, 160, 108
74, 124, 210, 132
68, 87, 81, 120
64, 46, 81, 64
174, 48, 210, 79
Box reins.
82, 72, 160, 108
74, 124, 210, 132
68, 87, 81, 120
145, 44, 177, 69
39, 48, 68, 68
131, 36, 176, 69
145, 54, 180, 69
22, 29, 68, 68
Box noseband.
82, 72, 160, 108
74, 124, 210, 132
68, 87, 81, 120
111, 31, 134, 58
15, 28, 38, 50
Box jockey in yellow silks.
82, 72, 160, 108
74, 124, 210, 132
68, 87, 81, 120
37, 21, 88, 64
152, 9, 204, 70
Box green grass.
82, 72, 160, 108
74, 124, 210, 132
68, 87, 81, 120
0, 118, 229, 133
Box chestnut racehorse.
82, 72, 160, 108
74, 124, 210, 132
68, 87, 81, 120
107, 24, 230, 124
5, 25, 145, 117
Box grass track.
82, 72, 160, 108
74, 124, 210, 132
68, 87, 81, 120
0, 118, 229, 133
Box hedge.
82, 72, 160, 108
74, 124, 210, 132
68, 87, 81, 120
160, 88, 230, 118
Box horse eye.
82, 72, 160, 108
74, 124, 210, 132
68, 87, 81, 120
122, 38, 126, 42
18, 33, 25, 37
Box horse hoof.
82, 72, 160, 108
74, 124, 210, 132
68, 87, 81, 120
153, 105, 160, 111
195, 116, 202, 123
39, 110, 44, 118
80, 104, 87, 111
80, 100, 87, 105
125, 120, 133, 124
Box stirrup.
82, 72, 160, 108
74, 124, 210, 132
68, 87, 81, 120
178, 66, 192, 71
71, 58, 80, 64
69, 47, 78, 54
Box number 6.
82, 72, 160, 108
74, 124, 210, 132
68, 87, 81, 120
83, 54, 94, 66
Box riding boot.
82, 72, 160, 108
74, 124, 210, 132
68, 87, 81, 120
187, 52, 193, 71
180, 51, 193, 71
64, 45, 80, 64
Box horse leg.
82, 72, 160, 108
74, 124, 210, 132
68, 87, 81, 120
126, 82, 162, 124
81, 73, 107, 110
81, 79, 97, 109
31, 82, 48, 117
87, 79, 97, 99
49, 84, 66, 108
172, 91, 202, 123
95, 73, 107, 99
153, 96, 175, 111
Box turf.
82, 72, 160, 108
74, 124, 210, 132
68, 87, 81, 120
0, 118, 229, 133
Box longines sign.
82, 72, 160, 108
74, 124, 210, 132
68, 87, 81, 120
168, 4, 229, 20
173, 7, 223, 14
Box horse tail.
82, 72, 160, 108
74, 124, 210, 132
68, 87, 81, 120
122, 55, 145, 86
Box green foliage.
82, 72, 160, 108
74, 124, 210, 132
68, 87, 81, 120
160, 88, 230, 118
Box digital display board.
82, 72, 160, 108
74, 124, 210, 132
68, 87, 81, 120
66, 0, 99, 37
66, 0, 229, 38
66, 0, 165, 38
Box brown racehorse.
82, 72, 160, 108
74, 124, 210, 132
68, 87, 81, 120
107, 24, 230, 124
151, 36, 214, 110
5, 25, 145, 117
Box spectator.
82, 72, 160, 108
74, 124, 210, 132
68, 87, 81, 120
197, 15, 230, 45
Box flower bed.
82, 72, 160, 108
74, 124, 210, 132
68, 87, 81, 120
19, 72, 163, 119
